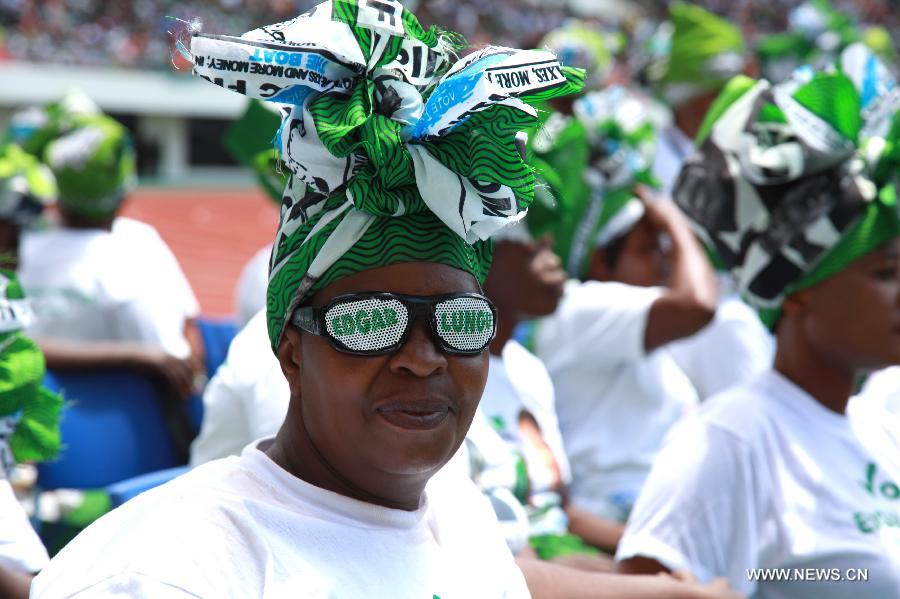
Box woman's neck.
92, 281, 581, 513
774, 324, 855, 415
489, 312, 519, 357
267, 404, 428, 511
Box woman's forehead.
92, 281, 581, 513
310, 262, 481, 304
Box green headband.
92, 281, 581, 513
0, 270, 61, 473
0, 144, 57, 229
676, 66, 900, 329
185, 0, 584, 350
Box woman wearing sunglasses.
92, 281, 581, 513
616, 66, 900, 597
31, 2, 587, 597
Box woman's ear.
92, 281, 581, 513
277, 328, 304, 397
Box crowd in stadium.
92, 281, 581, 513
1, 0, 899, 597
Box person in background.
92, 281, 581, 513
14, 96, 204, 399
520, 83, 718, 524
617, 67, 900, 598
637, 2, 747, 193
225, 99, 290, 331
0, 270, 62, 599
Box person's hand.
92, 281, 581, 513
635, 185, 687, 234
131, 348, 195, 401
665, 570, 744, 599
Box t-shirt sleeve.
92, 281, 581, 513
615, 418, 763, 596
535, 282, 661, 371
0, 476, 48, 575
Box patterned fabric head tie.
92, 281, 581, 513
525, 86, 662, 278
0, 144, 57, 230
0, 270, 62, 474
674, 57, 900, 329
183, 0, 584, 350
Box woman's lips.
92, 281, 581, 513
375, 399, 453, 431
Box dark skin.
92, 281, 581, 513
618, 237, 900, 577
0, 566, 33, 599
485, 237, 625, 557
587, 187, 717, 353
0, 220, 20, 271
268, 262, 488, 511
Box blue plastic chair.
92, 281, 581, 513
38, 370, 184, 490
196, 317, 237, 379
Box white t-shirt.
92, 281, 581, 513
470, 341, 572, 544
0, 464, 48, 575
189, 310, 288, 466
617, 370, 900, 598
861, 367, 900, 416
668, 286, 775, 400
32, 441, 530, 599
234, 244, 271, 331
528, 280, 698, 521
19, 217, 199, 359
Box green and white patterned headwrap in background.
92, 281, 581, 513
0, 270, 62, 475
0, 144, 57, 229
185, 0, 584, 349
540, 21, 613, 91
643, 2, 745, 108
525, 86, 661, 278
674, 59, 900, 329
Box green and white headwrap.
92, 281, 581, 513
42, 114, 137, 219
184, 0, 584, 349
0, 270, 62, 475
643, 2, 745, 108
674, 66, 900, 330
756, 0, 861, 83
223, 100, 291, 203
525, 86, 661, 278
540, 21, 613, 91
0, 144, 57, 229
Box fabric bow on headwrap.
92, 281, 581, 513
0, 144, 57, 230
674, 64, 900, 329
525, 86, 661, 278
185, 0, 584, 349
0, 270, 62, 475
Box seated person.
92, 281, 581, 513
472, 226, 624, 570
31, 6, 579, 596
15, 106, 203, 398
616, 69, 900, 598
521, 84, 719, 523
0, 270, 62, 599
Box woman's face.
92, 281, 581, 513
589, 217, 671, 288
796, 238, 900, 371
279, 262, 488, 489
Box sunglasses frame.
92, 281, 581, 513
290, 291, 498, 357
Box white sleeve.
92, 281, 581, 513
188, 364, 250, 467
535, 281, 661, 371
234, 246, 271, 331
0, 476, 48, 575
668, 297, 774, 399
615, 418, 764, 596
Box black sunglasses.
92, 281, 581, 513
290, 292, 498, 356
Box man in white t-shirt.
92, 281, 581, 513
16, 112, 203, 398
